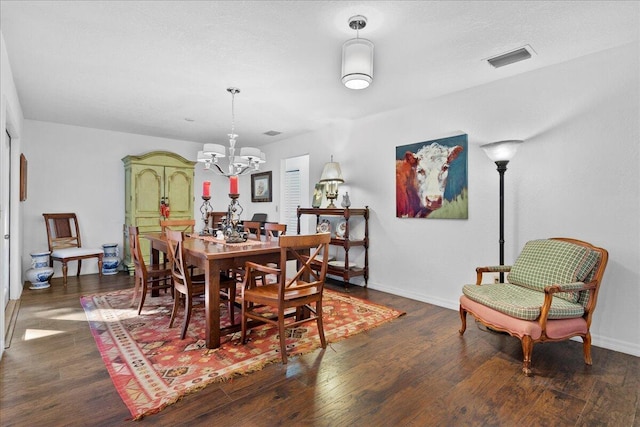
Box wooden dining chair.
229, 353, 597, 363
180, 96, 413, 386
241, 232, 331, 363
160, 219, 196, 235
161, 218, 197, 273
207, 211, 227, 233
263, 223, 287, 273
42, 213, 103, 286
165, 230, 238, 339
264, 223, 287, 241
242, 221, 262, 241
128, 226, 172, 314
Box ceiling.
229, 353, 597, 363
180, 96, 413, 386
1, 1, 638, 147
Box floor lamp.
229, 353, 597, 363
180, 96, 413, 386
481, 140, 523, 282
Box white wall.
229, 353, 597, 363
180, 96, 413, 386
262, 43, 640, 356
20, 122, 204, 277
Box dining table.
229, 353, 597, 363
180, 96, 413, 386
144, 232, 283, 349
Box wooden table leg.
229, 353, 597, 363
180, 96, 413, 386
150, 244, 161, 297
205, 260, 221, 348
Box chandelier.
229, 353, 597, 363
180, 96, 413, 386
197, 87, 266, 176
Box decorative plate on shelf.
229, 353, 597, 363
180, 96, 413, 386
316, 254, 335, 262
328, 260, 357, 269
335, 221, 347, 238
316, 219, 331, 234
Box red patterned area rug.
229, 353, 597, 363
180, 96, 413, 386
80, 288, 404, 420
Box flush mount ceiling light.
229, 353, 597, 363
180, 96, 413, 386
341, 15, 374, 90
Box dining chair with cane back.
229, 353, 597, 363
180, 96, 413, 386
42, 213, 103, 286
128, 226, 172, 315
240, 232, 331, 363
165, 230, 238, 339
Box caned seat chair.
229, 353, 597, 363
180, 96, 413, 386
165, 230, 238, 339
128, 226, 172, 314
42, 213, 103, 286
241, 232, 331, 364
459, 237, 609, 375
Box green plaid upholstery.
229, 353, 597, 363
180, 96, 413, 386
507, 239, 596, 303
462, 283, 585, 321
577, 250, 602, 307
485, 265, 512, 273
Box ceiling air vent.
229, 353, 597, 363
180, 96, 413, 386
486, 45, 535, 68
264, 130, 282, 136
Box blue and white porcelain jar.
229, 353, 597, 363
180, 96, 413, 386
26, 251, 55, 290
101, 243, 121, 275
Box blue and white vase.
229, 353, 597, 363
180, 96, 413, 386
102, 243, 121, 275
26, 251, 55, 290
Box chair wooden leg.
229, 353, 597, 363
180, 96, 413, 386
316, 301, 326, 349
521, 335, 534, 376
77, 259, 82, 277
137, 281, 148, 315
181, 294, 193, 339
240, 300, 248, 344
583, 332, 593, 365
97, 256, 103, 277
62, 262, 69, 286
169, 294, 181, 328
459, 305, 467, 335
131, 276, 140, 307
278, 309, 288, 364
228, 284, 236, 325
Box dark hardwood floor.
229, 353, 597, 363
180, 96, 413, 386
1, 273, 638, 426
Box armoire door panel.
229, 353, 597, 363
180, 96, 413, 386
133, 165, 164, 216
165, 166, 193, 218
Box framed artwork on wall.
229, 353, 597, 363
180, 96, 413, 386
20, 153, 27, 201
312, 183, 324, 208
396, 133, 468, 219
251, 171, 272, 202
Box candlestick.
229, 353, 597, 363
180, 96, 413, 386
202, 181, 211, 198
222, 193, 247, 243
229, 175, 239, 194
199, 195, 213, 235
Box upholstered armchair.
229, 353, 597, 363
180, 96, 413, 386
459, 237, 608, 376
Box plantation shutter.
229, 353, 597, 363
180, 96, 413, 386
284, 169, 301, 234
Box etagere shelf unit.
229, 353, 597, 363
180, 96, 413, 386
297, 206, 369, 287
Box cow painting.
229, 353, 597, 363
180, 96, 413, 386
396, 135, 468, 218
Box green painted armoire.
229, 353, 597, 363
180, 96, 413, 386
122, 151, 195, 273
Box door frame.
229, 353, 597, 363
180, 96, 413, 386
1, 98, 23, 355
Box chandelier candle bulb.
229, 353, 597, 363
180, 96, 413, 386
229, 175, 239, 194
202, 181, 211, 198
